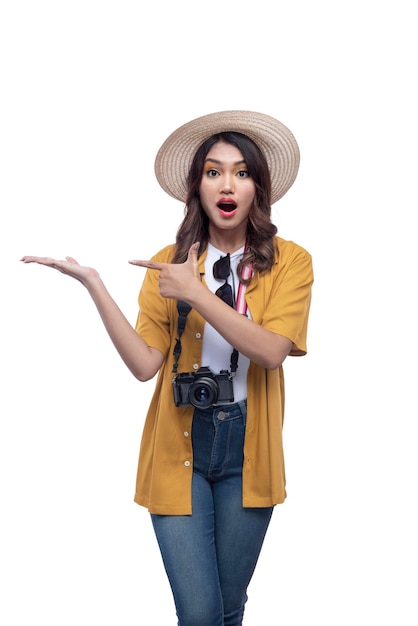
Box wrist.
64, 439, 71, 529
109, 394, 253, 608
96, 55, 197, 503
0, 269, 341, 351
84, 271, 104, 293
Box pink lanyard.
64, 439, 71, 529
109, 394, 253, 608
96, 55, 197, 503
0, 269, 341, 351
235, 242, 253, 316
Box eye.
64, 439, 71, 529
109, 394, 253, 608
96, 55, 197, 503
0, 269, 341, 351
206, 168, 219, 177
236, 170, 250, 178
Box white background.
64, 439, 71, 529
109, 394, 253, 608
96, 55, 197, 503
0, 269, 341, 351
1, 1, 417, 624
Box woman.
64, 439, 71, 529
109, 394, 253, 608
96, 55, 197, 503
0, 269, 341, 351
22, 110, 313, 625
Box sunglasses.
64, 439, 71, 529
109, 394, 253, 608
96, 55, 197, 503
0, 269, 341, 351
213, 254, 235, 308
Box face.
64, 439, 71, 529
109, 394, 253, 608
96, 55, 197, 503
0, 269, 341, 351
199, 141, 256, 240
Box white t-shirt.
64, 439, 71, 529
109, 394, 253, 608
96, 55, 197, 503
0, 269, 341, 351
201, 243, 250, 403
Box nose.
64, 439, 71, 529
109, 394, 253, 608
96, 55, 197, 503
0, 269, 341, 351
220, 173, 234, 193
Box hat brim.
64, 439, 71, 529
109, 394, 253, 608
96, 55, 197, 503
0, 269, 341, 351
154, 110, 300, 205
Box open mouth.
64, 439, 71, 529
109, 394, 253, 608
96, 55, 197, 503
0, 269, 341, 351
217, 201, 237, 213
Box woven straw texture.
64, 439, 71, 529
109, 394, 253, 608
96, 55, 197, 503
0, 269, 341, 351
154, 110, 300, 205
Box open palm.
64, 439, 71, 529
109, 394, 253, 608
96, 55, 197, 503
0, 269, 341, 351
20, 255, 99, 286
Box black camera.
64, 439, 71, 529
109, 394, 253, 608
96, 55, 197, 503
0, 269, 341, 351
172, 366, 234, 409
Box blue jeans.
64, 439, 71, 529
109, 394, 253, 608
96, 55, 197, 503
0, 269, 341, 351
151, 400, 273, 626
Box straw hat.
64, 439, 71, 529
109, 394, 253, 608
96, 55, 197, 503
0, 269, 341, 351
154, 110, 300, 205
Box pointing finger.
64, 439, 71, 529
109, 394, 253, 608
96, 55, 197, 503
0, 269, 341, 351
128, 260, 166, 270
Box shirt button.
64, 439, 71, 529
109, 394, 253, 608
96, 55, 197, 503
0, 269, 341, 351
183, 431, 189, 437
193, 363, 199, 370
195, 333, 201, 339
184, 461, 191, 467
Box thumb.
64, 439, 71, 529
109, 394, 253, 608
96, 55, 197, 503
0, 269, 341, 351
187, 241, 200, 263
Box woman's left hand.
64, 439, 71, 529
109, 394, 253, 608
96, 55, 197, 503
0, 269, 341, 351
129, 242, 201, 301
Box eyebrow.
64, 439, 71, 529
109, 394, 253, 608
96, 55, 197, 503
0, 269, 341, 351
204, 158, 247, 166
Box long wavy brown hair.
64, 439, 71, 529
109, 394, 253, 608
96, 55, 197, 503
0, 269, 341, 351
172, 132, 278, 282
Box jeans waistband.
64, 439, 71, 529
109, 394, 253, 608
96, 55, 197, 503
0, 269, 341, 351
193, 399, 247, 425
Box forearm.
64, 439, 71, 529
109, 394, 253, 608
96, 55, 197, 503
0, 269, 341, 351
86, 276, 163, 381
187, 283, 292, 370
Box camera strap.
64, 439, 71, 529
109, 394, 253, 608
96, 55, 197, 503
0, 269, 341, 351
172, 246, 253, 376
172, 300, 192, 374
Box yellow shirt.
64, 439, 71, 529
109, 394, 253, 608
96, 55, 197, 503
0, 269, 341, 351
134, 236, 313, 514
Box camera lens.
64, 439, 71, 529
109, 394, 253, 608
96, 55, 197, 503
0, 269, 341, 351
188, 377, 218, 409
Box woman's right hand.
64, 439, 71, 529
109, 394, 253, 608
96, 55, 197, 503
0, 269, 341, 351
20, 256, 100, 288
20, 254, 163, 380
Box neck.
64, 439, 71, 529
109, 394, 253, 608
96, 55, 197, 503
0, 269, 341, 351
208, 229, 247, 255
